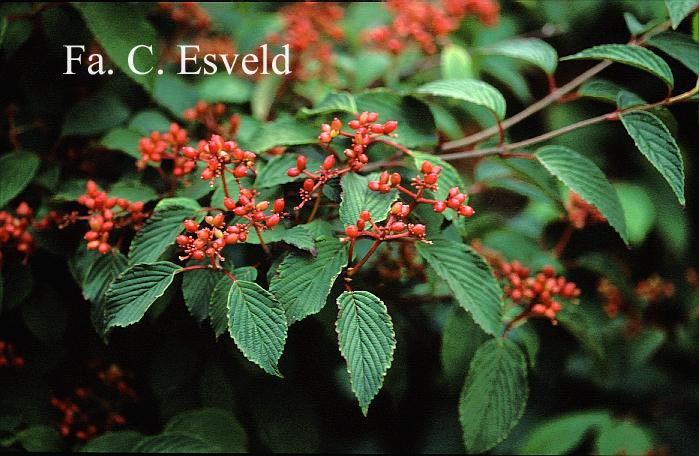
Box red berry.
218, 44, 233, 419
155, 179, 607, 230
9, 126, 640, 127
368, 181, 380, 191
322, 154, 336, 170
233, 165, 248, 178
266, 214, 280, 227
390, 173, 401, 186
433, 201, 446, 213
390, 222, 406, 232
345, 225, 360, 238
383, 120, 398, 133
303, 179, 315, 192
184, 219, 198, 232
224, 197, 236, 210
288, 167, 301, 177
359, 210, 372, 221
421, 161, 433, 174
296, 155, 307, 170
273, 198, 285, 213
459, 205, 475, 217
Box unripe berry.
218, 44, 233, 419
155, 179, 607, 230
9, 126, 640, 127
266, 214, 280, 227
319, 132, 332, 143
273, 198, 284, 213
331, 118, 342, 131
390, 221, 406, 232
383, 120, 398, 133
459, 205, 475, 217
184, 219, 198, 232
256, 201, 270, 211
322, 154, 336, 170
345, 225, 359, 238
433, 201, 446, 213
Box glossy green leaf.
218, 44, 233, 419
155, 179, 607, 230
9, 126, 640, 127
104, 261, 182, 334
100, 128, 141, 160
164, 408, 247, 452
536, 145, 628, 243
80, 431, 145, 452
441, 308, 488, 385
441, 44, 474, 79
299, 91, 357, 116
197, 73, 253, 104
130, 433, 214, 452
480, 38, 557, 74
595, 420, 653, 455
647, 31, 699, 75
578, 79, 627, 103
0, 150, 40, 208
665, 0, 698, 29
270, 238, 348, 324
614, 182, 656, 246
336, 290, 396, 415
74, 3, 158, 91
459, 339, 528, 453
416, 79, 507, 119
518, 411, 612, 455
562, 44, 674, 88
221, 280, 287, 376
620, 111, 685, 205
82, 251, 129, 336
416, 239, 503, 335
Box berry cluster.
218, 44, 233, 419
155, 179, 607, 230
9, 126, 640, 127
496, 262, 580, 324
287, 112, 398, 211
368, 162, 476, 218
566, 191, 606, 229
158, 2, 211, 31
183, 101, 241, 137
365, 0, 499, 55
76, 181, 146, 254
598, 278, 624, 318
0, 202, 35, 265
177, 193, 285, 263
0, 340, 25, 368
267, 2, 344, 80
636, 274, 675, 303
182, 134, 257, 185
51, 363, 136, 442
137, 123, 191, 178
344, 206, 428, 243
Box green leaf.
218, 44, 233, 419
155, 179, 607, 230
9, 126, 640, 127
130, 433, 214, 452
665, 0, 698, 29
459, 339, 528, 453
252, 74, 283, 121
620, 111, 685, 205
614, 182, 656, 246
197, 73, 253, 104
155, 197, 201, 212
416, 79, 507, 120
100, 128, 141, 160
108, 181, 159, 203
578, 79, 627, 103
254, 155, 300, 188
104, 261, 182, 334
80, 431, 145, 452
441, 308, 488, 385
647, 31, 699, 75
15, 425, 62, 452
595, 420, 653, 455
63, 92, 130, 136
355, 89, 437, 148
224, 280, 287, 376
74, 3, 158, 91
336, 290, 396, 415
535, 145, 629, 244
183, 267, 222, 323
441, 44, 474, 79
480, 38, 558, 74
0, 150, 40, 208
518, 411, 612, 455
299, 91, 357, 116
164, 408, 247, 452
339, 172, 397, 226
128, 110, 172, 135
205, 267, 257, 332
270, 238, 348, 324
152, 73, 200, 120
561, 44, 674, 88
416, 239, 503, 336
245, 116, 319, 152
82, 251, 129, 336
128, 204, 200, 264
281, 224, 316, 253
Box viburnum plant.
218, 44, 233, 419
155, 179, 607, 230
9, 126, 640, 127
1, 1, 699, 453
